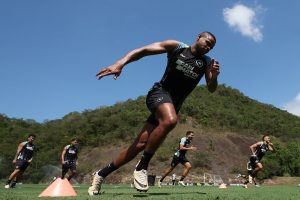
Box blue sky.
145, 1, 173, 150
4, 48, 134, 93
1, 0, 300, 122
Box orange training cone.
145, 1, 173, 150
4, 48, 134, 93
39, 178, 77, 197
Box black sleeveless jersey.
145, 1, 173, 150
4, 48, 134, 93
255, 142, 269, 161
17, 141, 36, 161
174, 137, 191, 157
63, 145, 79, 161
152, 42, 211, 103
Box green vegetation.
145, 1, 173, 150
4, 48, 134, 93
0, 85, 300, 182
1, 184, 300, 200
181, 85, 300, 138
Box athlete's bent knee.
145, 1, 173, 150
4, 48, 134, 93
136, 141, 147, 150
161, 117, 177, 129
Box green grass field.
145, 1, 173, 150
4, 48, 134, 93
1, 184, 300, 200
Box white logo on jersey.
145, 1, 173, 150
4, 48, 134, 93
68, 150, 76, 154
196, 60, 204, 67
180, 53, 186, 58
156, 97, 163, 103
26, 146, 34, 151
175, 59, 199, 79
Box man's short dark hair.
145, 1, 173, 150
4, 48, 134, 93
199, 31, 217, 44
186, 131, 194, 136
262, 135, 268, 141
28, 134, 36, 138
71, 138, 78, 142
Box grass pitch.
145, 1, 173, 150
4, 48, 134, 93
1, 184, 300, 200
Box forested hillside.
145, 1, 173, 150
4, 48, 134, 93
0, 84, 299, 183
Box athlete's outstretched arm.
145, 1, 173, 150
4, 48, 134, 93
96, 40, 179, 80
76, 152, 79, 166
205, 59, 220, 93
13, 143, 24, 164
250, 142, 260, 155
61, 147, 67, 165
28, 157, 33, 163
268, 143, 275, 152
179, 144, 197, 151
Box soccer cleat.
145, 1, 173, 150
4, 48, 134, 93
4, 184, 10, 189
243, 184, 248, 189
88, 172, 104, 196
178, 181, 186, 186
248, 175, 253, 184
157, 180, 162, 188
255, 184, 260, 187
133, 169, 149, 191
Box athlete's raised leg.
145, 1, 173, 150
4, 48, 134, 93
5, 169, 21, 189
134, 103, 177, 191
158, 166, 175, 187
88, 122, 156, 196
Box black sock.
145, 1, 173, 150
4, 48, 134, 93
180, 176, 185, 181
135, 151, 154, 171
6, 179, 12, 185
10, 181, 17, 188
61, 174, 65, 179
98, 162, 117, 178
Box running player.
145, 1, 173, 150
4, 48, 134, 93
243, 135, 275, 188
158, 131, 196, 187
61, 138, 79, 181
4, 134, 36, 189
88, 31, 220, 195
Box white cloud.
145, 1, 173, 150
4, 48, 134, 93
283, 93, 300, 116
223, 4, 264, 42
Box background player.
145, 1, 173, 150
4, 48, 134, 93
4, 134, 36, 189
243, 135, 275, 188
158, 131, 196, 187
61, 138, 79, 181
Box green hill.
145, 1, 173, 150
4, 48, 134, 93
0, 84, 300, 183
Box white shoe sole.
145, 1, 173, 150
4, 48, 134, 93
133, 178, 149, 191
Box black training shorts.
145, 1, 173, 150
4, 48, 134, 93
15, 159, 30, 171
62, 161, 77, 173
249, 155, 261, 165
146, 85, 183, 126
170, 155, 189, 168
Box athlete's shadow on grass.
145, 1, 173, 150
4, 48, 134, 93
133, 192, 206, 198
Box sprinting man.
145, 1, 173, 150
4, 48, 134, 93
88, 31, 220, 195
243, 135, 275, 188
61, 138, 79, 181
4, 134, 36, 189
158, 131, 196, 187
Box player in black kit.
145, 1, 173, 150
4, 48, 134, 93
89, 32, 220, 195
158, 131, 196, 187
4, 134, 36, 189
243, 135, 275, 188
61, 138, 79, 181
